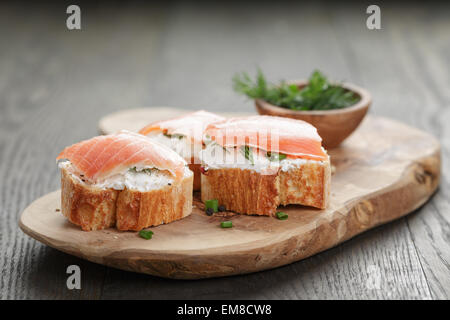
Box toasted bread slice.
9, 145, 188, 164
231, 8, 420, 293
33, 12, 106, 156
278, 158, 331, 208
200, 168, 280, 215
201, 157, 330, 216
116, 172, 193, 231
61, 167, 118, 231
60, 166, 193, 231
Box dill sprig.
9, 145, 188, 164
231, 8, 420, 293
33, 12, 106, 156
232, 69, 360, 111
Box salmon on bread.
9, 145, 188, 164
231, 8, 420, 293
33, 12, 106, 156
57, 131, 193, 231
200, 115, 331, 215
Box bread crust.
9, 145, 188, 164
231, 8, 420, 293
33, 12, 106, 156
116, 172, 193, 231
189, 163, 201, 191
201, 168, 279, 216
61, 168, 118, 231
278, 157, 330, 209
60, 167, 193, 231
201, 157, 330, 216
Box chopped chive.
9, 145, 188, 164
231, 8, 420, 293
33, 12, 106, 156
205, 199, 219, 212
139, 230, 154, 239
209, 140, 230, 153
221, 221, 233, 228
267, 152, 287, 162
171, 133, 185, 140
129, 167, 157, 175
241, 145, 254, 165
276, 211, 288, 220
142, 168, 154, 175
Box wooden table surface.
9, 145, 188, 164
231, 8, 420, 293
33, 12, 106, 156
1, 1, 449, 300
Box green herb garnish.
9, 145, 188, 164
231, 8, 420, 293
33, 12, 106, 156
276, 212, 288, 220
171, 133, 185, 140
233, 69, 360, 111
129, 167, 156, 175
139, 230, 154, 239
205, 199, 219, 212
241, 145, 254, 165
163, 132, 184, 140
267, 152, 287, 162
221, 221, 233, 228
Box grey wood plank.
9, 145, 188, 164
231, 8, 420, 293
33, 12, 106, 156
0, 2, 169, 299
385, 6, 450, 299
332, 2, 450, 299
0, 3, 107, 300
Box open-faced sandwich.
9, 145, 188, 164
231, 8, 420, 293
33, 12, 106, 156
56, 130, 193, 231
138, 110, 225, 191
200, 115, 331, 216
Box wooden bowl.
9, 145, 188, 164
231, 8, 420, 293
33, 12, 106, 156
255, 80, 371, 148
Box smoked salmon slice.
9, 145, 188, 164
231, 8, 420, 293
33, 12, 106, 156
139, 110, 225, 144
56, 131, 187, 181
205, 116, 327, 160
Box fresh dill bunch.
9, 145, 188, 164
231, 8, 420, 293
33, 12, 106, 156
232, 69, 360, 111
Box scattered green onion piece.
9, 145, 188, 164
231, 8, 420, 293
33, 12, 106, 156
139, 230, 154, 239
221, 221, 233, 228
276, 212, 288, 220
205, 199, 219, 212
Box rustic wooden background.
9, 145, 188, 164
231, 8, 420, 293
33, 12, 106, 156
1, 1, 449, 299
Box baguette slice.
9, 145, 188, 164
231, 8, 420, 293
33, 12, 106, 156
201, 157, 330, 216
278, 158, 331, 208
61, 167, 118, 231
116, 171, 193, 231
61, 166, 193, 231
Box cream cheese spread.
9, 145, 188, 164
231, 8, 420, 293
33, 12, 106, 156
199, 143, 324, 173
58, 161, 192, 192
147, 132, 202, 164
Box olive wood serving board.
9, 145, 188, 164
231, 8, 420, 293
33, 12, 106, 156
20, 109, 441, 279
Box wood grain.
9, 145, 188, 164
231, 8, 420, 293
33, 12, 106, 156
20, 116, 440, 279
1, 1, 449, 299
